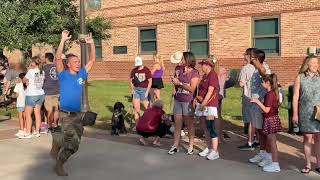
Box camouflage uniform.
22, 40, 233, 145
51, 111, 84, 176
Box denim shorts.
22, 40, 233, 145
17, 107, 25, 112
173, 100, 193, 116
25, 95, 45, 108
133, 87, 149, 101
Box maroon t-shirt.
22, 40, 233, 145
136, 108, 165, 132
130, 66, 152, 88
175, 68, 200, 102
198, 70, 220, 107
263, 90, 279, 118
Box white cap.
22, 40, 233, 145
170, 51, 183, 64
134, 56, 143, 66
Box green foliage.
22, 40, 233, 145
0, 0, 111, 51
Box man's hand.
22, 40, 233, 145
61, 30, 72, 42
85, 33, 94, 44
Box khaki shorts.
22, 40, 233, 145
44, 95, 60, 112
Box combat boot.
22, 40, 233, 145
54, 160, 68, 176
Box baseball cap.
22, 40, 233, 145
134, 56, 143, 66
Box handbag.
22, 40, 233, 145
315, 105, 320, 122
81, 111, 97, 126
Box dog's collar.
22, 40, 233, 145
114, 112, 123, 117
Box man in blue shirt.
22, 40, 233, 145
51, 30, 96, 176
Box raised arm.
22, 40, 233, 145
56, 30, 72, 73
85, 33, 96, 72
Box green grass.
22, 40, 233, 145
1, 80, 290, 128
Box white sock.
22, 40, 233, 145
260, 150, 266, 154
248, 142, 253, 146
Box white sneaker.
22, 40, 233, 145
15, 130, 25, 137
34, 133, 41, 138
263, 162, 281, 172
199, 148, 211, 157
19, 134, 32, 139
186, 147, 194, 155
249, 153, 264, 164
258, 154, 272, 167
206, 151, 220, 160
168, 146, 179, 155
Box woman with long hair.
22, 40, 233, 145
293, 55, 320, 174
19, 56, 45, 139
168, 52, 200, 155
150, 54, 165, 100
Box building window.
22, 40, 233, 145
139, 27, 157, 54
94, 38, 102, 60
253, 17, 280, 56
188, 23, 209, 58
87, 0, 101, 10
113, 46, 128, 55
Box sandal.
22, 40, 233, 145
301, 167, 311, 174
315, 167, 320, 174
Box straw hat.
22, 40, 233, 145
170, 51, 183, 64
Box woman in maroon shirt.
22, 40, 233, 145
194, 58, 220, 160
130, 56, 152, 127
136, 100, 166, 146
168, 52, 200, 155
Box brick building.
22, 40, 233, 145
12, 0, 320, 86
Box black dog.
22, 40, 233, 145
111, 102, 127, 135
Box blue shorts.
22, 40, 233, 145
17, 107, 25, 112
25, 95, 45, 108
133, 87, 149, 101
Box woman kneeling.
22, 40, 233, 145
137, 100, 167, 146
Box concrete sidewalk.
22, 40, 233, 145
0, 135, 319, 180
0, 120, 319, 180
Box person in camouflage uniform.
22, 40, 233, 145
50, 30, 96, 176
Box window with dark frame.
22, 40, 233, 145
87, 0, 101, 10
188, 23, 209, 58
113, 46, 128, 55
94, 38, 102, 60
139, 28, 157, 54
253, 17, 280, 56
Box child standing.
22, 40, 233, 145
251, 74, 282, 172
14, 73, 27, 137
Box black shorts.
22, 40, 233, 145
151, 78, 164, 89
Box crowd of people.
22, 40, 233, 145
129, 49, 320, 174
1, 30, 97, 176
0, 30, 319, 176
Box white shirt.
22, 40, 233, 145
25, 68, 45, 96
13, 83, 26, 107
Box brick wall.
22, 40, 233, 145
84, 0, 320, 87
7, 0, 316, 87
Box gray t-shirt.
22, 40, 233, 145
43, 64, 59, 95
239, 63, 255, 98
